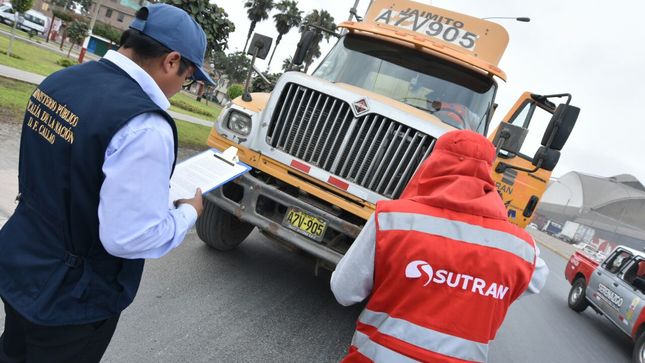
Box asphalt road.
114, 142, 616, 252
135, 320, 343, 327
489, 246, 632, 363
0, 119, 635, 362
99, 228, 634, 362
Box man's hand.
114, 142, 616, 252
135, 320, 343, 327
174, 188, 204, 216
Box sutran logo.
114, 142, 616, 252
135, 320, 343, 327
405, 260, 434, 286
404, 260, 510, 300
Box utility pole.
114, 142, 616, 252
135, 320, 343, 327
78, 0, 103, 63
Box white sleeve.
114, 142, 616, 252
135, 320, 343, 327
522, 245, 549, 297
330, 214, 376, 306
98, 113, 197, 259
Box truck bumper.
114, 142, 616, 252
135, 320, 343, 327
204, 171, 364, 266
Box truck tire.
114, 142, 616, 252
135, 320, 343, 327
634, 331, 645, 363
196, 198, 254, 251
568, 278, 589, 313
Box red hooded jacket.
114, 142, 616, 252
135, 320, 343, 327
342, 130, 538, 363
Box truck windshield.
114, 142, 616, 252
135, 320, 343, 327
313, 34, 497, 133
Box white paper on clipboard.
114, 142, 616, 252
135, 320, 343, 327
168, 147, 250, 207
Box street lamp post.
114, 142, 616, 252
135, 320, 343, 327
78, 0, 103, 63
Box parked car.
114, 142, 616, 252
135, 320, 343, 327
0, 3, 18, 26
0, 4, 47, 35
19, 10, 47, 35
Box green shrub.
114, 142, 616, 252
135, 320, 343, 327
169, 99, 214, 118
56, 58, 78, 68
227, 83, 244, 100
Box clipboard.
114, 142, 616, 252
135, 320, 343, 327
168, 146, 250, 207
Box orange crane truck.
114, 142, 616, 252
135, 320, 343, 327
197, 0, 580, 269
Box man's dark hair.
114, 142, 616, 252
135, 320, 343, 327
119, 29, 192, 75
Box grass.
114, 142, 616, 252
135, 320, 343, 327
169, 91, 222, 121
0, 76, 36, 121
0, 30, 222, 123
0, 23, 37, 42
175, 119, 211, 150
0, 76, 212, 149
0, 33, 65, 76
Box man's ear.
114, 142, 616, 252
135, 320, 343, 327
162, 51, 182, 74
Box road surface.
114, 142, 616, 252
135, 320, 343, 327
100, 230, 633, 362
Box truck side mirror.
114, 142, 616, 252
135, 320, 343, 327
492, 122, 528, 155
532, 146, 560, 171
242, 33, 273, 102
541, 104, 580, 150
292, 30, 316, 66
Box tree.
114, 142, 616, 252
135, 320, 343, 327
6, 0, 33, 57
47, 1, 91, 43
281, 56, 302, 72
212, 51, 252, 84
227, 84, 244, 100
300, 9, 336, 73
93, 22, 121, 44
267, 0, 301, 70
66, 20, 89, 58
165, 0, 235, 54
252, 72, 282, 93
48, 8, 73, 43
243, 0, 273, 53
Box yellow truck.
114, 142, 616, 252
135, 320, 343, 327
197, 0, 580, 266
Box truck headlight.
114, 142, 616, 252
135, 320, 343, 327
226, 111, 252, 136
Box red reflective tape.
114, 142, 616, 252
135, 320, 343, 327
328, 176, 349, 190
290, 159, 311, 173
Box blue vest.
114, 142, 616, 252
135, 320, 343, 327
0, 59, 177, 325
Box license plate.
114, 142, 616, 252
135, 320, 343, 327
283, 207, 327, 241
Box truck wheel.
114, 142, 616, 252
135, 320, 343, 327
196, 198, 254, 251
633, 330, 645, 363
568, 278, 589, 312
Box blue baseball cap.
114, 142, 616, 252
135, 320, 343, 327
130, 4, 215, 85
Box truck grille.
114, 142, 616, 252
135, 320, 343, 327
267, 83, 435, 199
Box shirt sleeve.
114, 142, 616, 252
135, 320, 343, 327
330, 214, 376, 306
98, 113, 197, 259
521, 245, 549, 298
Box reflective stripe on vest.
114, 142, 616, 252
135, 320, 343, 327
357, 308, 488, 362
378, 212, 535, 264
352, 330, 419, 363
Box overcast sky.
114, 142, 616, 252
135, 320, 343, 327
215, 0, 645, 183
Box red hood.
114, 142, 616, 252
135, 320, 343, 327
400, 130, 508, 220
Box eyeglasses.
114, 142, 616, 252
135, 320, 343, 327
182, 75, 196, 88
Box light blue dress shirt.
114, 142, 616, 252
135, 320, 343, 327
97, 50, 197, 259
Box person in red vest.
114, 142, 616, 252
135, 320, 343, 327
330, 130, 548, 363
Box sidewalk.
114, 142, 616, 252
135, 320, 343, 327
0, 64, 213, 126
527, 227, 576, 260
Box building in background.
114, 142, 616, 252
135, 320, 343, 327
87, 0, 143, 31
536, 171, 645, 252
32, 0, 143, 32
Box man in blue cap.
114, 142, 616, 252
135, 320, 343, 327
0, 4, 214, 361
